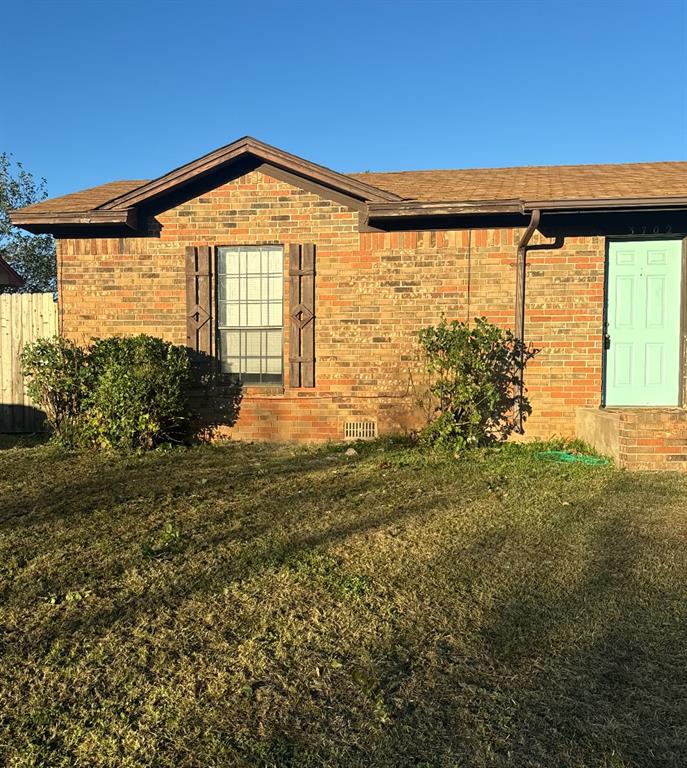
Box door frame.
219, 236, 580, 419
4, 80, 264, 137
601, 236, 687, 408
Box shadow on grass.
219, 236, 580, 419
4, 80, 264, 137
0, 443, 443, 646
0, 432, 49, 450
1, 444, 686, 766
364, 473, 687, 767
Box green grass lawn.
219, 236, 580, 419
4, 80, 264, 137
1, 439, 686, 767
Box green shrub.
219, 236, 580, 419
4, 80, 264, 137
20, 336, 92, 446
21, 334, 190, 452
418, 317, 537, 452
86, 335, 190, 451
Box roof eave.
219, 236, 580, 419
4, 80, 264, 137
524, 196, 687, 212
368, 196, 687, 221
368, 199, 525, 218
10, 208, 138, 233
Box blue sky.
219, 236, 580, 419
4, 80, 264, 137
2, 0, 686, 198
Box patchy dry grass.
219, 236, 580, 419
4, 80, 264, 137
0, 438, 686, 767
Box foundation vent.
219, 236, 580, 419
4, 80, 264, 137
344, 420, 377, 440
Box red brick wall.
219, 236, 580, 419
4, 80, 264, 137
618, 410, 687, 471
56, 170, 606, 442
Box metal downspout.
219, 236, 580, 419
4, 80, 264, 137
515, 209, 565, 431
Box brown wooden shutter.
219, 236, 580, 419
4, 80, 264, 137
185, 246, 212, 363
289, 243, 316, 388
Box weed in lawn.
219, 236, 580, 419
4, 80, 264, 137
140, 519, 183, 559
281, 549, 372, 599
43, 588, 93, 605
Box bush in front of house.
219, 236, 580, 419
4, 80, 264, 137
19, 336, 93, 447
21, 334, 190, 451
86, 335, 191, 451
418, 317, 538, 452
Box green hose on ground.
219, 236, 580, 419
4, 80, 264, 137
534, 450, 609, 465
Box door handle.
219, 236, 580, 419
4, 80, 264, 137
604, 334, 611, 350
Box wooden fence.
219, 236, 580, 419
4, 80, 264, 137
0, 293, 58, 433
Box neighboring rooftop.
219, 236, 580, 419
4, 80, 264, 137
0, 257, 25, 288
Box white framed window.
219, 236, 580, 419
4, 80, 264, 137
216, 245, 283, 385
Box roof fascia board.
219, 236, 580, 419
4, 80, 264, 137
99, 137, 401, 211
368, 199, 525, 218
524, 196, 687, 212
9, 208, 137, 229
369, 196, 687, 220
256, 162, 368, 213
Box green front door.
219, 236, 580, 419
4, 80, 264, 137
605, 240, 683, 406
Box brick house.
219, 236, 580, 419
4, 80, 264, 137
10, 137, 687, 469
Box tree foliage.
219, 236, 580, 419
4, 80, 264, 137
418, 317, 538, 451
0, 153, 56, 292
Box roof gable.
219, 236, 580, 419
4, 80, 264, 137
98, 136, 401, 211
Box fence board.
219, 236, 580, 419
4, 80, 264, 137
0, 293, 58, 433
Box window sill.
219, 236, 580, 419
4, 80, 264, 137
243, 385, 285, 397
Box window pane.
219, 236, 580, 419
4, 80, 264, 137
266, 329, 282, 356
245, 303, 261, 327
244, 331, 262, 357
268, 249, 282, 273
267, 303, 282, 326
265, 357, 281, 374
244, 357, 261, 374
218, 249, 239, 275
218, 278, 238, 301
222, 357, 239, 375
246, 250, 261, 273
218, 330, 240, 357
245, 276, 261, 300
218, 302, 240, 326
269, 276, 282, 300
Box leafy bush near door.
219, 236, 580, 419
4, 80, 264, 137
418, 317, 538, 452
21, 334, 190, 451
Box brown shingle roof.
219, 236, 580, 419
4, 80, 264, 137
16, 180, 147, 214
348, 161, 687, 203
11, 161, 687, 217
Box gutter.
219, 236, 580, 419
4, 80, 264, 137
367, 199, 525, 218
367, 195, 687, 223
524, 195, 687, 212
9, 208, 138, 232
514, 209, 565, 432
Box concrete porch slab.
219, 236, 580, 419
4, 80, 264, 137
576, 407, 687, 471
